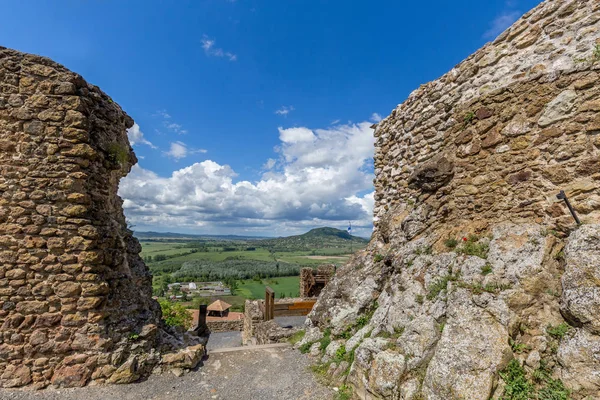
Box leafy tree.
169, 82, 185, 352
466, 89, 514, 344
159, 299, 193, 329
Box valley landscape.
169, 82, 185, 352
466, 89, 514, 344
139, 228, 368, 310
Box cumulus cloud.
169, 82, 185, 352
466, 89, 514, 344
164, 141, 207, 161
120, 121, 376, 236
201, 35, 237, 61
127, 123, 156, 148
278, 127, 315, 144
275, 106, 295, 116
484, 10, 521, 39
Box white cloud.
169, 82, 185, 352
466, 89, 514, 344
152, 109, 189, 135
263, 158, 276, 170
370, 113, 382, 123
278, 127, 315, 144
275, 106, 295, 116
153, 110, 171, 119
201, 35, 237, 61
484, 10, 521, 39
164, 141, 207, 161
127, 123, 156, 148
120, 120, 376, 236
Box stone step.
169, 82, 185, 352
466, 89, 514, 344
209, 343, 291, 354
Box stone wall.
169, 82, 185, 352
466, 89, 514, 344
0, 47, 203, 389
373, 0, 600, 243
301, 1, 600, 399
207, 319, 243, 333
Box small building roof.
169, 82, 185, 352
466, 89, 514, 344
207, 299, 232, 312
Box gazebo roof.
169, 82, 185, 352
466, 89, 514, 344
207, 299, 232, 312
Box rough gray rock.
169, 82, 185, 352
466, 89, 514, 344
561, 224, 600, 334
557, 328, 600, 395
305, 223, 600, 399
422, 289, 512, 400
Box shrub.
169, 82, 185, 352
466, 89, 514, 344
444, 238, 458, 249
159, 299, 193, 330
107, 142, 128, 166
374, 254, 384, 262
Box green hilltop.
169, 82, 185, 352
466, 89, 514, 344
258, 227, 369, 251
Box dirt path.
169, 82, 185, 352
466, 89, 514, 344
303, 255, 348, 260
0, 347, 334, 400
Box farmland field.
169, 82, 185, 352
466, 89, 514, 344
236, 276, 301, 299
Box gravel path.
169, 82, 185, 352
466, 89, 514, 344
0, 347, 334, 400
275, 316, 306, 328
206, 331, 243, 351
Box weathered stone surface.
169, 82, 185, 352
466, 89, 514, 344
422, 290, 511, 399
557, 328, 600, 395
0, 46, 206, 388
304, 2, 600, 398
561, 225, 600, 334
407, 156, 454, 192
51, 364, 92, 388
160, 344, 205, 370
537, 90, 577, 127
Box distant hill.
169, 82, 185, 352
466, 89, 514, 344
257, 227, 369, 250
134, 231, 269, 241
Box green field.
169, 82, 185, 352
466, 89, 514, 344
237, 276, 301, 299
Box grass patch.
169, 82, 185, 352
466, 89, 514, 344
334, 345, 347, 362
288, 330, 305, 345
415, 245, 433, 255
500, 359, 570, 400
546, 323, 570, 340
500, 359, 535, 400
456, 235, 489, 259
319, 328, 332, 352
335, 385, 353, 400
510, 338, 529, 354
481, 263, 493, 275
457, 281, 512, 295
236, 276, 301, 299
426, 274, 458, 300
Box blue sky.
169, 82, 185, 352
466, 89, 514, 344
1, 0, 541, 237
